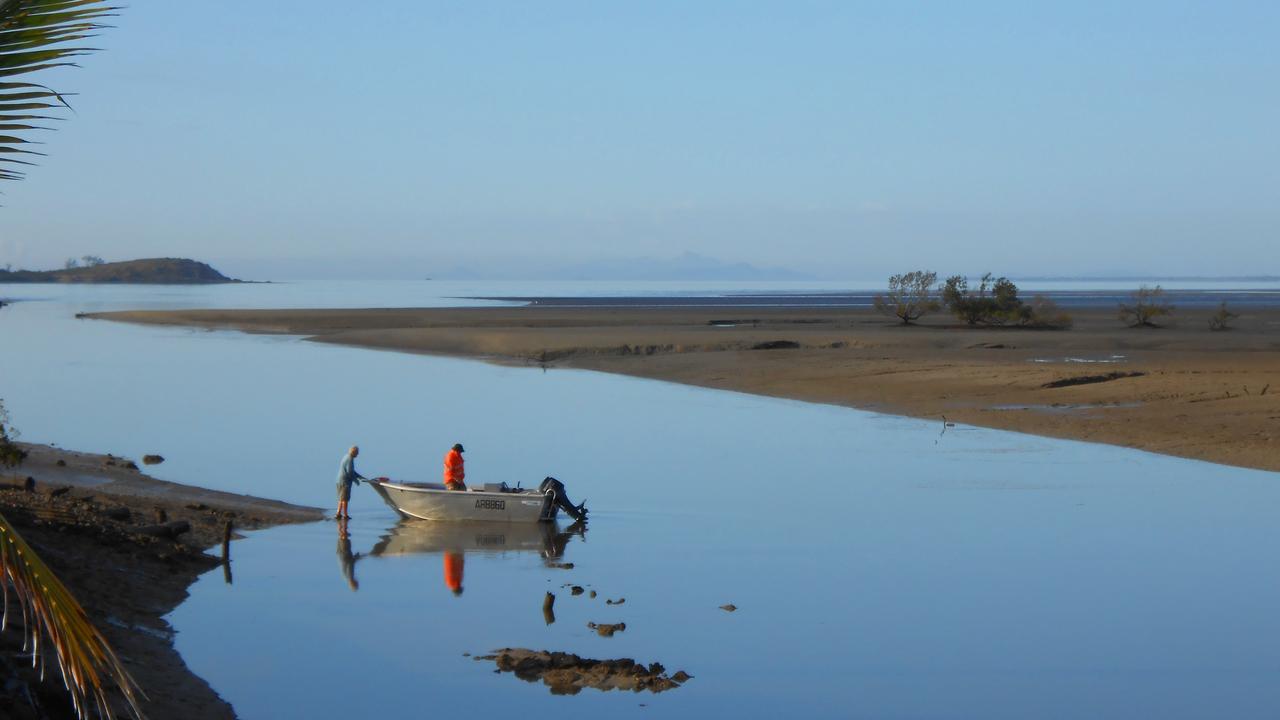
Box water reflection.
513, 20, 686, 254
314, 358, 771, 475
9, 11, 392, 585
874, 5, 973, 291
362, 520, 586, 596
335, 518, 359, 591
443, 552, 464, 596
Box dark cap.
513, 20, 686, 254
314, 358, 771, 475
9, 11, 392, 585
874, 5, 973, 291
452, 443, 465, 452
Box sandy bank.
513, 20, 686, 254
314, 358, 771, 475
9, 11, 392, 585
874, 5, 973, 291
88, 305, 1280, 473
1, 443, 324, 719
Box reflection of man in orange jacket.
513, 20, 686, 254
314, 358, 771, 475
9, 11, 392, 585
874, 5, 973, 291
443, 443, 466, 490
443, 551, 464, 596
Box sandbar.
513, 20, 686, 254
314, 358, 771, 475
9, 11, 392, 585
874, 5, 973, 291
88, 305, 1280, 473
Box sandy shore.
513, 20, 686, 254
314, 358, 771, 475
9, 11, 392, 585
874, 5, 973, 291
1, 443, 324, 719
89, 305, 1280, 473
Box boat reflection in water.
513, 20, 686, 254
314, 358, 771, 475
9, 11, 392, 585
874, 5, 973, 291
359, 519, 586, 596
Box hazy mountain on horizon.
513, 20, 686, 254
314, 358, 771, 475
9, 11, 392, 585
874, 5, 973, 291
441, 252, 816, 281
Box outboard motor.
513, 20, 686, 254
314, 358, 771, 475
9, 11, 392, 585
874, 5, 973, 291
539, 476, 587, 522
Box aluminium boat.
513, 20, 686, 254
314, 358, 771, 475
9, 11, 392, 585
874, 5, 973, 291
366, 476, 586, 523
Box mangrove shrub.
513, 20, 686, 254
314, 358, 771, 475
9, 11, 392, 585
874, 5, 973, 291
873, 270, 940, 325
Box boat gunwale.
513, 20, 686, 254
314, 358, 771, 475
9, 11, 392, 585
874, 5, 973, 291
372, 479, 549, 500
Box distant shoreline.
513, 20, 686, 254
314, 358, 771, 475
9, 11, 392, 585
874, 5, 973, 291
87, 304, 1280, 474
0, 257, 237, 285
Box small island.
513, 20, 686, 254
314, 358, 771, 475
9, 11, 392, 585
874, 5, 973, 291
0, 257, 237, 284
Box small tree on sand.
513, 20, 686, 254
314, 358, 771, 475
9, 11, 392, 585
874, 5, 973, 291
873, 270, 939, 325
941, 273, 1025, 325
1119, 285, 1174, 328
1208, 301, 1238, 331
1018, 295, 1074, 329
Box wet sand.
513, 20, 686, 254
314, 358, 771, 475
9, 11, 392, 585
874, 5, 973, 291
89, 305, 1280, 473
1, 443, 324, 719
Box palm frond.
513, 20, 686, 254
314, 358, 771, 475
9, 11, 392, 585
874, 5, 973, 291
0, 0, 117, 181
1, 511, 145, 718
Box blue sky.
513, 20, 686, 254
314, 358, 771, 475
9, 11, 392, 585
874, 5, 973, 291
2, 1, 1277, 279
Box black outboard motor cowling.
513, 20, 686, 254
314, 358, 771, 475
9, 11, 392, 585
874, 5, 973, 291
540, 476, 587, 522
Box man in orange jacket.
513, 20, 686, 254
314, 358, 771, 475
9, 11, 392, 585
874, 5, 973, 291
443, 443, 466, 490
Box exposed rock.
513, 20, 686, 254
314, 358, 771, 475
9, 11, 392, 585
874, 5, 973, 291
587, 622, 626, 637
133, 520, 191, 539
142, 455, 165, 465
570, 585, 584, 596
101, 506, 131, 522
542, 593, 556, 625
751, 340, 800, 350
606, 597, 626, 605
719, 603, 737, 612
476, 649, 690, 695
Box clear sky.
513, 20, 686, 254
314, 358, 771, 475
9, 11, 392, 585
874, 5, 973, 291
2, 1, 1277, 279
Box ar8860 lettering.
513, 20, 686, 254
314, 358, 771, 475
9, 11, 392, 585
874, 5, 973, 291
474, 498, 506, 511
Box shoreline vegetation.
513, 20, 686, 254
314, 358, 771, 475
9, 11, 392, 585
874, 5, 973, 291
0, 443, 324, 719
87, 304, 1280, 474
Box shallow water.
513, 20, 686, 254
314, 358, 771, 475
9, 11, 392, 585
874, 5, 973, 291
4, 282, 1280, 719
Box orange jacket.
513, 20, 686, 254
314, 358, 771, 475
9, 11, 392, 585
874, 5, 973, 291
443, 449, 465, 485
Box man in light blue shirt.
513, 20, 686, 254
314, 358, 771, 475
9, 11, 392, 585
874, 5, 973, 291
336, 445, 366, 519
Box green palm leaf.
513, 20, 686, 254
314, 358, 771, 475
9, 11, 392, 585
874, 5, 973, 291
0, 0, 117, 181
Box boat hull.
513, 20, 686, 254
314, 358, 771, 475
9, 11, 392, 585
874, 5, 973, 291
368, 480, 557, 522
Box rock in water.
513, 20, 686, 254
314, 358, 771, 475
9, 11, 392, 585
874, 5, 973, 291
587, 622, 626, 637
476, 648, 690, 695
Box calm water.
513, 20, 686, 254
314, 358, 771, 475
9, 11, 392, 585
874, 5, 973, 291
3, 281, 1280, 719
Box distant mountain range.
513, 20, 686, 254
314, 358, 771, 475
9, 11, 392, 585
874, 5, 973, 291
0, 258, 236, 284
443, 252, 815, 281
